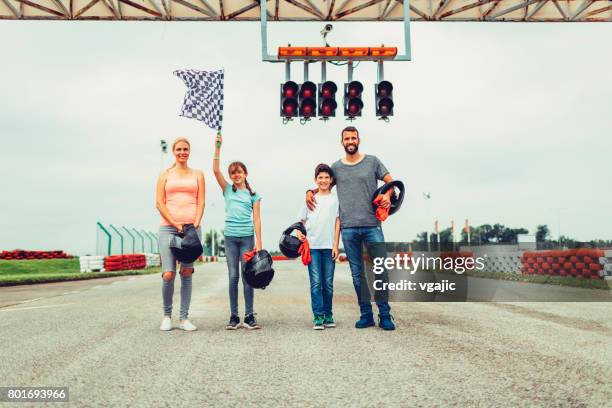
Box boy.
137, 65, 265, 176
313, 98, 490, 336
297, 164, 341, 330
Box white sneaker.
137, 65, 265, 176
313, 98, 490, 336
179, 320, 197, 331
160, 317, 172, 331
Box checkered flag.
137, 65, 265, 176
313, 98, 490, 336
174, 69, 224, 130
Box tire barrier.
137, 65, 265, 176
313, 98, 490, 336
521, 249, 605, 279
79, 255, 106, 272
0, 249, 73, 260
599, 251, 612, 280
197, 256, 218, 263
145, 253, 161, 268
480, 252, 523, 274
103, 254, 147, 272
272, 255, 291, 261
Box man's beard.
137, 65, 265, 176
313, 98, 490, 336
344, 144, 358, 154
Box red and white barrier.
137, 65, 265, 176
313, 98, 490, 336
1, 249, 73, 260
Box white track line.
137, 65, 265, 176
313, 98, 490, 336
0, 303, 74, 313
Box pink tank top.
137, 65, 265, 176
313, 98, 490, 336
160, 172, 198, 226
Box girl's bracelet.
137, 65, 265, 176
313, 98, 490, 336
214, 156, 220, 160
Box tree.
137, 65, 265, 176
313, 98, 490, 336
415, 231, 428, 243
536, 225, 550, 242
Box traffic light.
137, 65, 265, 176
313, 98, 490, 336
299, 81, 317, 118
375, 81, 394, 118
344, 81, 364, 117
280, 81, 299, 118
318, 81, 337, 118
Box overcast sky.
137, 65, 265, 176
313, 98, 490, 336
0, 21, 610, 255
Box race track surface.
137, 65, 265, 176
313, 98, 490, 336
1, 261, 611, 407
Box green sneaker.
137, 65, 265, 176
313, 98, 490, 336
323, 315, 336, 328
313, 315, 325, 330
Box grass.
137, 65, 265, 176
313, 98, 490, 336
0, 258, 160, 286
436, 269, 611, 291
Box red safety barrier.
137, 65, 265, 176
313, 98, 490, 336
521, 249, 604, 279
0, 249, 73, 260
272, 255, 291, 261
104, 254, 146, 271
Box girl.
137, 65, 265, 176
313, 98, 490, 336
155, 137, 205, 331
213, 133, 263, 330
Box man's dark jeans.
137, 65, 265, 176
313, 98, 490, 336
341, 226, 391, 317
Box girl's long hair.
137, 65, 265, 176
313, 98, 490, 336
166, 137, 191, 172
228, 161, 255, 196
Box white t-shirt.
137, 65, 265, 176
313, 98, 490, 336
297, 191, 340, 249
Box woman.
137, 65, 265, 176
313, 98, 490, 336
213, 133, 263, 330
156, 137, 205, 331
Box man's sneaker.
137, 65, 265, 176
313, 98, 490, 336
378, 314, 396, 331
179, 320, 197, 331
226, 315, 240, 330
243, 314, 260, 330
323, 315, 336, 328
313, 315, 325, 330
160, 317, 172, 331
355, 314, 375, 329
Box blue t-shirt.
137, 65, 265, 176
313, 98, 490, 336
223, 185, 261, 237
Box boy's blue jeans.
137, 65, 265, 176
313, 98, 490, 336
341, 226, 391, 317
307, 249, 335, 317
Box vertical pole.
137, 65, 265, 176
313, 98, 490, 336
152, 233, 159, 253
211, 230, 216, 257
285, 61, 290, 82
109, 224, 124, 255
377, 61, 384, 82
403, 0, 412, 60
303, 61, 309, 82
348, 60, 353, 82
122, 227, 136, 254
321, 61, 326, 82
142, 230, 153, 253
133, 229, 145, 253
97, 222, 112, 257
260, 0, 269, 61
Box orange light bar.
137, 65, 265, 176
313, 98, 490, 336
278, 47, 308, 57
339, 47, 370, 57
307, 47, 339, 57
370, 47, 398, 58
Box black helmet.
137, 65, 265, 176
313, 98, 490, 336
371, 180, 405, 215
244, 250, 275, 289
278, 222, 307, 259
168, 224, 203, 263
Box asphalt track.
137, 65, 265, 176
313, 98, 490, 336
1, 261, 611, 407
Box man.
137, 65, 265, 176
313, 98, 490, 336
307, 126, 396, 331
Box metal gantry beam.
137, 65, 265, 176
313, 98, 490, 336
1, 0, 609, 21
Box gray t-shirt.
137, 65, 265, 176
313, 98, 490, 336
331, 155, 389, 229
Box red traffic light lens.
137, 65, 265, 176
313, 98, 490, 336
347, 98, 363, 115
348, 81, 363, 97
300, 81, 317, 99
321, 81, 337, 98
321, 99, 337, 116
377, 81, 393, 98
300, 99, 316, 117
283, 99, 298, 116
378, 97, 394, 115
283, 81, 299, 98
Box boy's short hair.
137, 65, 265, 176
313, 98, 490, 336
341, 126, 359, 140
314, 163, 335, 186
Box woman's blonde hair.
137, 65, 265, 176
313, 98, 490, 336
166, 137, 191, 172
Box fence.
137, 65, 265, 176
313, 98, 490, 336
95, 221, 159, 257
